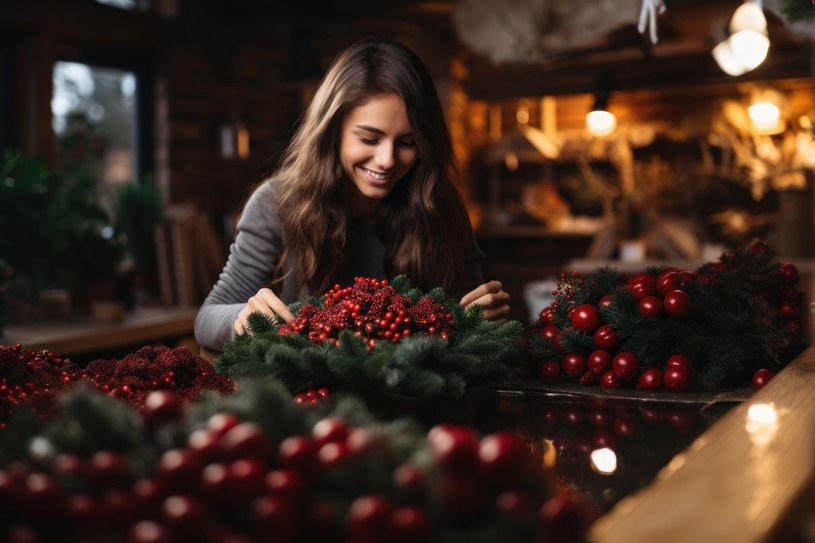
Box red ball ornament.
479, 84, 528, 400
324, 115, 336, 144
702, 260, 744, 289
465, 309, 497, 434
538, 307, 556, 325
427, 424, 479, 469
748, 240, 769, 254
778, 302, 801, 322
219, 422, 273, 463
598, 294, 615, 308
638, 296, 664, 319
663, 290, 691, 319
663, 366, 692, 391
538, 325, 562, 351
600, 370, 623, 389
391, 506, 432, 542
128, 520, 171, 543
477, 432, 530, 483
278, 436, 320, 476
612, 352, 639, 382
656, 271, 680, 296
779, 263, 800, 285
311, 417, 350, 445
587, 350, 612, 375
252, 495, 298, 540
628, 276, 656, 300
570, 304, 601, 333
593, 325, 619, 350
561, 353, 587, 376
347, 494, 394, 543
637, 368, 663, 390
665, 354, 692, 372
206, 413, 241, 437
540, 360, 561, 381
676, 270, 697, 288
265, 469, 306, 503
752, 368, 776, 389
141, 390, 183, 426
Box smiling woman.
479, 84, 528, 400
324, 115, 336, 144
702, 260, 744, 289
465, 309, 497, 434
194, 39, 511, 353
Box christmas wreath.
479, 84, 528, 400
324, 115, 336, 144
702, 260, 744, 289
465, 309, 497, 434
216, 276, 523, 399
0, 378, 597, 542
528, 241, 809, 392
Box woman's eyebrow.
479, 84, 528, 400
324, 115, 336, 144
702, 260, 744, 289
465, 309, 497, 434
355, 125, 413, 138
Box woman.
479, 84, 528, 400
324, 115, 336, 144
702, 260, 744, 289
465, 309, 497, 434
195, 39, 510, 353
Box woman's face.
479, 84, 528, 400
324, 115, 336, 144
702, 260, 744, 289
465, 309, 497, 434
338, 93, 419, 218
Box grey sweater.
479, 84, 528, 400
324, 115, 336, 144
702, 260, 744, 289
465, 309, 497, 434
194, 180, 484, 352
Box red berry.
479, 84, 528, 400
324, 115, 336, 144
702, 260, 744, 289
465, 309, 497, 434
637, 368, 663, 389
638, 296, 663, 318
570, 304, 601, 332
752, 368, 776, 389
587, 350, 612, 375
612, 352, 639, 381
540, 360, 561, 381
663, 290, 691, 319
561, 353, 587, 376
593, 325, 619, 350
663, 366, 692, 391
538, 307, 556, 325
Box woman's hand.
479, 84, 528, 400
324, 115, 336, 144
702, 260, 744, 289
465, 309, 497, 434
460, 280, 511, 323
233, 288, 295, 335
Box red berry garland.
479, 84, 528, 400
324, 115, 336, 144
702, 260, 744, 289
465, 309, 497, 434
279, 277, 454, 348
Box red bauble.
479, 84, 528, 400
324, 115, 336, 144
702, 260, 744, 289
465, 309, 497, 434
587, 350, 612, 375
778, 302, 801, 322
391, 506, 432, 542
265, 469, 306, 503
592, 427, 617, 449
317, 441, 351, 469
663, 290, 691, 319
779, 263, 800, 285
278, 436, 320, 477
599, 370, 623, 389
540, 360, 561, 381
612, 352, 639, 382
663, 366, 692, 391
570, 304, 601, 333
676, 270, 697, 288
638, 296, 663, 319
637, 368, 663, 390
561, 353, 587, 376
477, 432, 530, 483
656, 271, 680, 296
128, 520, 171, 543
538, 325, 562, 351
311, 417, 350, 445
161, 495, 207, 535
748, 240, 769, 254
588, 408, 612, 427
219, 422, 273, 462
393, 464, 424, 498
206, 413, 241, 437
427, 424, 479, 469
229, 458, 266, 500
200, 463, 231, 500
593, 325, 619, 350
157, 449, 203, 493
628, 276, 656, 300
598, 294, 615, 308
347, 494, 394, 543
538, 307, 556, 325
665, 354, 692, 372
752, 368, 776, 389
186, 429, 220, 463
252, 495, 298, 540
89, 450, 130, 490
141, 390, 183, 426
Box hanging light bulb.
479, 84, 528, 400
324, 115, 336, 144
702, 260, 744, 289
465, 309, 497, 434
586, 91, 616, 138
748, 101, 780, 131
711, 0, 770, 76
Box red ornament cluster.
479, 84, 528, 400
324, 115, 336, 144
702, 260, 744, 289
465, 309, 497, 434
293, 387, 330, 405
534, 240, 806, 392
278, 277, 455, 349
0, 404, 589, 543
0, 344, 236, 423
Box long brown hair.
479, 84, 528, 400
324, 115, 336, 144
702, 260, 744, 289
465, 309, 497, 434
272, 39, 478, 295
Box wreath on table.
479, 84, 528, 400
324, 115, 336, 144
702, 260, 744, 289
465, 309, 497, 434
215, 276, 523, 399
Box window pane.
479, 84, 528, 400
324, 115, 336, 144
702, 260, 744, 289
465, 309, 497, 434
52, 61, 139, 205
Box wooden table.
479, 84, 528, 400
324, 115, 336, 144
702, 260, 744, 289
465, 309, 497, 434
0, 306, 199, 358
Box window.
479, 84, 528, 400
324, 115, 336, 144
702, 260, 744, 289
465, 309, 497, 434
52, 61, 139, 206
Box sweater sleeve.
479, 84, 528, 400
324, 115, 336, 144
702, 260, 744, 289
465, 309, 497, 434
194, 181, 282, 352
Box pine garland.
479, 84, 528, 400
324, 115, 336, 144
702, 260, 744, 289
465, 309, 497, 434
780, 0, 815, 21
0, 379, 596, 542
529, 242, 809, 391
216, 276, 523, 399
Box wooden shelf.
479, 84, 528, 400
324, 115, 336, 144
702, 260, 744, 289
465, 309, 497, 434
1, 306, 198, 357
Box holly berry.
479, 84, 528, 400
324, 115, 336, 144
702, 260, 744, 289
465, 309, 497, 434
663, 366, 692, 391
663, 290, 691, 319
638, 296, 663, 318
593, 325, 619, 350
570, 304, 601, 332
752, 368, 776, 389
561, 353, 587, 376
637, 368, 663, 389
612, 352, 639, 381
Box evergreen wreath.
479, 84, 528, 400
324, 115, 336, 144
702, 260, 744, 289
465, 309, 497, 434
216, 276, 523, 399
528, 241, 809, 392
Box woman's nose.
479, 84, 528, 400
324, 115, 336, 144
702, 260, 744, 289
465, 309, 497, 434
374, 142, 395, 169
